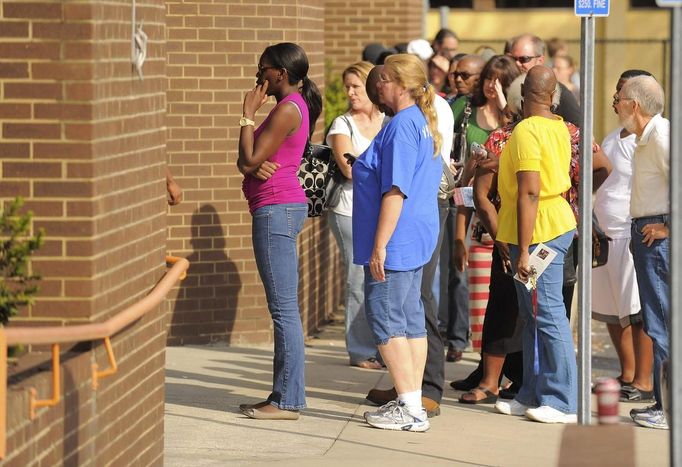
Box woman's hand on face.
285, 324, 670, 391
369, 246, 387, 282
243, 81, 269, 118
253, 160, 280, 181
493, 79, 507, 111
515, 250, 532, 283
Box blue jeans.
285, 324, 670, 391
328, 211, 379, 364
364, 267, 426, 345
510, 230, 577, 413
252, 203, 308, 410
631, 215, 670, 408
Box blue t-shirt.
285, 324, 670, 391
352, 105, 441, 270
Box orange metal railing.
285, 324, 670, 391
0, 255, 189, 459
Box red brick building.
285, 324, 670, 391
0, 0, 424, 464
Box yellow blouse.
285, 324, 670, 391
496, 116, 576, 245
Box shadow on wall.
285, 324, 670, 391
169, 204, 241, 345
301, 215, 342, 334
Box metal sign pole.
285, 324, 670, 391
578, 15, 596, 426
669, 6, 681, 466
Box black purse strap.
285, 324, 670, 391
341, 115, 354, 143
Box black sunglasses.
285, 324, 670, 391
257, 64, 278, 74
450, 71, 479, 81
510, 55, 540, 65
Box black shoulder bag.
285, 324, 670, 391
297, 141, 336, 218
451, 99, 472, 186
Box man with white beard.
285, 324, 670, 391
615, 75, 670, 430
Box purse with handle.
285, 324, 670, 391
297, 141, 337, 217
592, 212, 610, 268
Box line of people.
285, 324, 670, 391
234, 32, 670, 433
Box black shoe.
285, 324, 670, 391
449, 364, 483, 391
446, 347, 463, 362
366, 387, 398, 406
499, 382, 520, 400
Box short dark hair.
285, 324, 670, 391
433, 28, 458, 45
620, 69, 653, 81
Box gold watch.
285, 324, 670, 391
239, 116, 255, 127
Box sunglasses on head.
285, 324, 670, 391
511, 55, 540, 64
450, 71, 479, 81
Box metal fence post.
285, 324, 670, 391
578, 15, 596, 426
668, 6, 681, 466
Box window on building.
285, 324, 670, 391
495, 0, 572, 6
630, 0, 660, 7
430, 0, 474, 7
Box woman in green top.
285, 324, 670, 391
451, 55, 520, 271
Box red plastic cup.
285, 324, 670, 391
595, 377, 621, 425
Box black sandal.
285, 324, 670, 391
619, 385, 654, 402
458, 387, 498, 405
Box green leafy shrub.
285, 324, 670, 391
324, 59, 348, 133
0, 197, 44, 325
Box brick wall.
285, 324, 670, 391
165, 0, 342, 345
0, 0, 425, 462
1, 0, 168, 465
324, 0, 425, 77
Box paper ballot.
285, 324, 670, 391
513, 243, 558, 290
452, 187, 474, 208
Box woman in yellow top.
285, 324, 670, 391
493, 66, 578, 424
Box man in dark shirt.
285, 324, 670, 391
507, 34, 581, 126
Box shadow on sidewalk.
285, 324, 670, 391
165, 343, 386, 421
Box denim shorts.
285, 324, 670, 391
363, 266, 427, 345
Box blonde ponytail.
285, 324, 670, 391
417, 85, 442, 158
384, 54, 442, 158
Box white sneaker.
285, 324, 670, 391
525, 406, 577, 424
364, 401, 430, 432
495, 399, 529, 416
631, 406, 669, 430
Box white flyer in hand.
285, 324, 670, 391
452, 187, 474, 208
513, 243, 558, 291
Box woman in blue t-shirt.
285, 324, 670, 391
352, 54, 442, 432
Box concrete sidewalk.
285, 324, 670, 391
164, 322, 669, 466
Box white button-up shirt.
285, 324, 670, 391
630, 113, 670, 218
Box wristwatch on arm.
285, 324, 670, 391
239, 116, 255, 127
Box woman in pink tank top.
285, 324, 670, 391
237, 43, 321, 421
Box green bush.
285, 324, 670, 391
0, 197, 44, 325
324, 59, 348, 133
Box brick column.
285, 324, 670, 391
1, 1, 168, 464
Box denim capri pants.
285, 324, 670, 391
363, 266, 427, 345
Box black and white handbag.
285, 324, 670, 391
297, 142, 337, 217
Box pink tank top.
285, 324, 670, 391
242, 93, 309, 213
